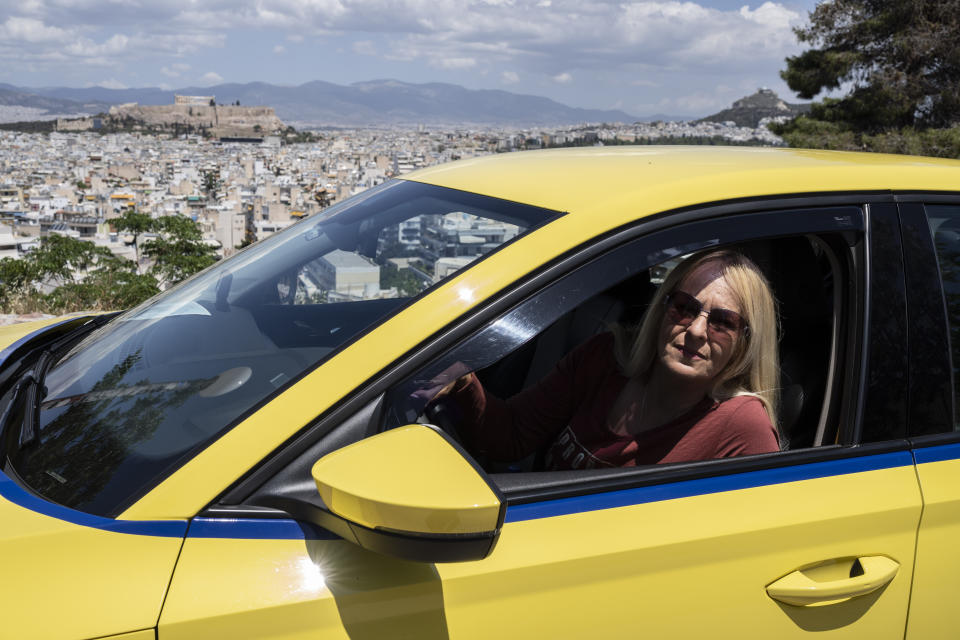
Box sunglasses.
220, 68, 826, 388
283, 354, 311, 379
664, 290, 749, 338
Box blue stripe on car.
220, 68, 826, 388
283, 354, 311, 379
912, 441, 960, 465
0, 470, 186, 537
188, 517, 339, 540
504, 451, 913, 523
186, 451, 914, 538
1, 448, 937, 539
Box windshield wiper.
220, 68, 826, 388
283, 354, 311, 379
0, 349, 56, 462
0, 314, 116, 465
18, 350, 52, 449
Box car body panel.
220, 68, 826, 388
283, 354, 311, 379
435, 456, 921, 638
159, 520, 443, 640
0, 316, 86, 355
904, 445, 960, 639
107, 631, 157, 640
0, 470, 185, 640
156, 454, 921, 638
405, 147, 960, 217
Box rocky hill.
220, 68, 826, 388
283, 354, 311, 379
107, 102, 285, 137
699, 89, 810, 128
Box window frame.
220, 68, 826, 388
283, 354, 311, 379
208, 192, 910, 517
897, 199, 960, 441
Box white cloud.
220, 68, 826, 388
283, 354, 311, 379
0, 16, 67, 43
501, 70, 519, 84
199, 71, 224, 85
552, 72, 572, 84
435, 56, 477, 69
97, 78, 128, 89
161, 62, 190, 77
352, 40, 377, 56
740, 2, 798, 30
273, 44, 286, 54
0, 0, 805, 91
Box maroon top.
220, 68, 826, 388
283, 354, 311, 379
448, 333, 779, 470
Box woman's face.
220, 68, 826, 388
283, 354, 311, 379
656, 262, 745, 391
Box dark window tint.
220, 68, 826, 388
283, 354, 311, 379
927, 205, 960, 430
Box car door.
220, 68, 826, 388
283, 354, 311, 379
158, 199, 922, 639
899, 201, 960, 639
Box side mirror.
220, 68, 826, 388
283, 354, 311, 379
271, 424, 505, 563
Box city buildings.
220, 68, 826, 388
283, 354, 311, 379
0, 119, 782, 302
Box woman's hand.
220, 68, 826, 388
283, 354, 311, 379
409, 362, 473, 405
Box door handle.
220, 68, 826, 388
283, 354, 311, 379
766, 556, 899, 606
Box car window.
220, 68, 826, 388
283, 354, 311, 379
927, 205, 960, 430
382, 224, 852, 481
4, 180, 560, 517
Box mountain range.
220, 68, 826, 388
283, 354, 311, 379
0, 80, 645, 127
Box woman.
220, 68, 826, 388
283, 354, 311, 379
436, 249, 781, 470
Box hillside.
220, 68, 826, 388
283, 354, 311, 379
699, 89, 810, 128
13, 80, 640, 127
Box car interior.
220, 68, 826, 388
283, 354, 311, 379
399, 234, 845, 473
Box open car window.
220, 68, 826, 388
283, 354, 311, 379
6, 180, 560, 517
382, 215, 857, 481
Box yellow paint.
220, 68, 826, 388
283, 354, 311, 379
0, 495, 183, 640
436, 465, 922, 638
158, 464, 921, 639
0, 316, 77, 352
105, 631, 156, 640
160, 536, 450, 639
766, 556, 899, 606
122, 147, 960, 520
405, 146, 960, 216
313, 425, 500, 534
905, 457, 960, 638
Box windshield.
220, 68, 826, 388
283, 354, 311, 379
7, 179, 560, 516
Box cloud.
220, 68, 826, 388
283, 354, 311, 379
273, 44, 286, 54
435, 56, 477, 69
501, 70, 519, 84
552, 72, 572, 84
161, 62, 190, 77
0, 16, 67, 43
352, 40, 377, 56
0, 0, 804, 89
96, 78, 128, 90
199, 71, 224, 85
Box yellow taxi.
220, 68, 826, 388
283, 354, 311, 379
1, 146, 959, 639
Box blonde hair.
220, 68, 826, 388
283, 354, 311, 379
614, 249, 780, 434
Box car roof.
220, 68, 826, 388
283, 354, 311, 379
404, 146, 960, 221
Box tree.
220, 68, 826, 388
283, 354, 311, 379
775, 0, 960, 155
0, 234, 159, 314
142, 215, 219, 288
113, 209, 153, 273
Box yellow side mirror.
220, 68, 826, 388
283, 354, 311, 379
298, 424, 504, 562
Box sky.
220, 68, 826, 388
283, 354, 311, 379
0, 0, 822, 118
